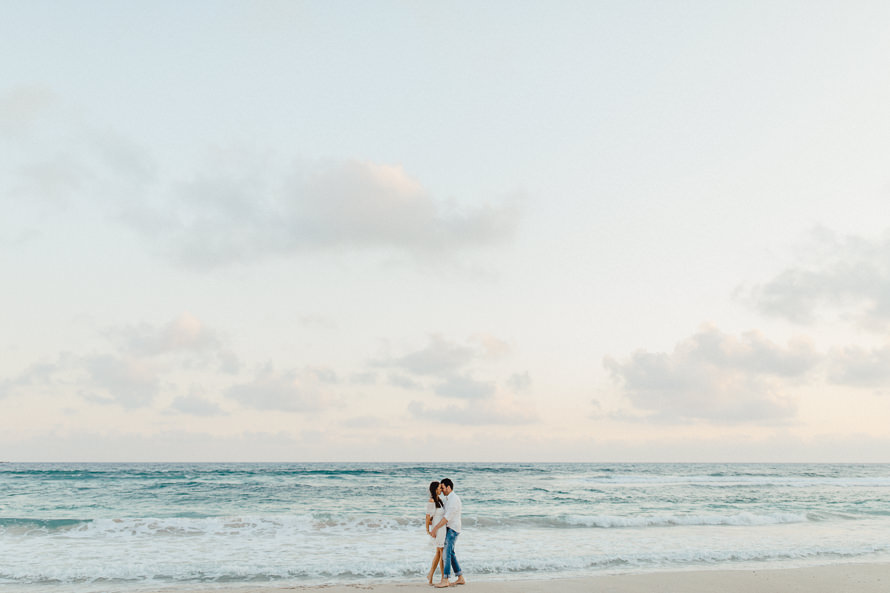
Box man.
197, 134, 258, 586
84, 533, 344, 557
430, 477, 466, 587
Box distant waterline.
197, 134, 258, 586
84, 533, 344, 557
2, 463, 889, 592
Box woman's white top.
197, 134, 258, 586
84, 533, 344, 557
426, 500, 445, 547
426, 500, 445, 519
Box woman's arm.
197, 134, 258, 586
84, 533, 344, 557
425, 498, 434, 533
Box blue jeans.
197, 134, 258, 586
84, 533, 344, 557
443, 527, 462, 579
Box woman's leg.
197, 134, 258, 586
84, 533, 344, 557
428, 548, 441, 584
438, 547, 445, 580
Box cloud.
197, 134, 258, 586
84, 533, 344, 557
88, 128, 157, 185
349, 372, 378, 385
826, 344, 890, 389
111, 313, 219, 355
128, 159, 521, 268
306, 366, 338, 384
0, 85, 57, 137
506, 371, 532, 393
168, 393, 226, 416
11, 156, 91, 203
748, 227, 890, 328
299, 315, 338, 330
83, 355, 160, 408
226, 365, 333, 412
407, 398, 536, 426
374, 334, 515, 400
433, 374, 496, 399
0, 354, 73, 399
0, 351, 162, 409
84, 314, 240, 406
2, 88, 156, 209
379, 334, 477, 376
471, 333, 512, 359
342, 415, 387, 429
107, 313, 240, 373
0, 430, 306, 463
604, 324, 820, 424
0, 228, 40, 248
0, 315, 238, 407
388, 373, 424, 390
2, 89, 520, 267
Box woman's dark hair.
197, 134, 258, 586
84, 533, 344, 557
429, 481, 443, 508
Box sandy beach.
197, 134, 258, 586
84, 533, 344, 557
144, 563, 890, 593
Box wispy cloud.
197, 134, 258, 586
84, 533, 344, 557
0, 354, 74, 399
506, 371, 532, 393
349, 372, 378, 385
104, 313, 241, 374
226, 365, 337, 412
2, 88, 521, 269
374, 334, 527, 401
126, 158, 522, 268
387, 373, 424, 390
0, 85, 57, 137
83, 355, 160, 408
384, 334, 477, 376
168, 392, 227, 417
2, 87, 157, 211
110, 313, 219, 355
604, 324, 820, 424
826, 344, 890, 389
432, 374, 495, 399
408, 399, 536, 426
747, 227, 890, 329
0, 315, 238, 408
383, 334, 535, 423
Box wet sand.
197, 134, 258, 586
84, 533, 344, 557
145, 562, 890, 593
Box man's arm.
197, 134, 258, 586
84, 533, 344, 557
443, 495, 461, 524
432, 495, 460, 536
431, 516, 447, 535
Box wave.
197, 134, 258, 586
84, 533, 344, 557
0, 518, 87, 530
558, 512, 809, 528
466, 543, 890, 575
0, 514, 426, 538
0, 510, 824, 538
571, 475, 890, 487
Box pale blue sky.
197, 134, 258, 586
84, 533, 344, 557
2, 1, 890, 461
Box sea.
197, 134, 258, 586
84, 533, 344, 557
2, 462, 889, 592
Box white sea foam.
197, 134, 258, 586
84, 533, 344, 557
561, 511, 809, 528
4, 520, 890, 588
0, 510, 818, 540
568, 474, 890, 487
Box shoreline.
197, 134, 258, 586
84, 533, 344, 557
139, 562, 890, 593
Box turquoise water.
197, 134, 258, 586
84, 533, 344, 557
2, 463, 890, 591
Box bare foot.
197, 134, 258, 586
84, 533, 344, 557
454, 576, 466, 585
435, 579, 453, 588
427, 571, 434, 585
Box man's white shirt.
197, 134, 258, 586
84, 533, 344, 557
440, 491, 462, 533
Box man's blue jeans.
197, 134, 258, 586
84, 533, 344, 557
443, 527, 462, 579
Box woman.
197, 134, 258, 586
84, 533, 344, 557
425, 481, 446, 585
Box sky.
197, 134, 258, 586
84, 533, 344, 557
2, 1, 890, 462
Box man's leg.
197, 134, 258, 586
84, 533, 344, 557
436, 529, 457, 587
449, 532, 464, 584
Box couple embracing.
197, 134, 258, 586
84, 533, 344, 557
425, 478, 466, 588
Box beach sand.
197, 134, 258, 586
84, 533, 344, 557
147, 563, 890, 593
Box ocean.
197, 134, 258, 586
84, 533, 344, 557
2, 462, 889, 591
